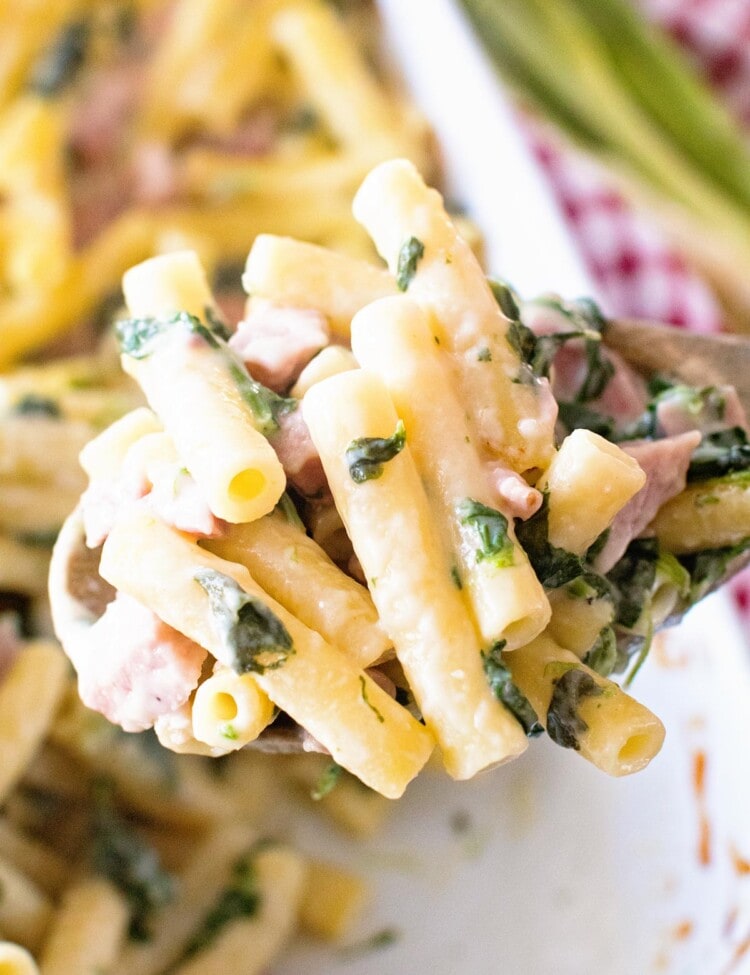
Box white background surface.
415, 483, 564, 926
279, 3, 750, 972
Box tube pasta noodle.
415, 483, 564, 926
351, 295, 550, 649
38, 878, 129, 975
170, 846, 306, 975
0, 942, 39, 975
291, 345, 358, 397
504, 633, 665, 777
270, 2, 414, 162
303, 370, 528, 779
0, 0, 430, 364
0, 642, 67, 805
121, 252, 286, 523
242, 234, 395, 341
99, 506, 434, 798
191, 667, 276, 753
537, 429, 646, 556
352, 158, 556, 472
650, 473, 750, 553
0, 858, 51, 951
204, 509, 391, 669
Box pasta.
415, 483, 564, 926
1, 3, 749, 971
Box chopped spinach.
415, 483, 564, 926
30, 19, 89, 96
557, 400, 615, 439
606, 538, 659, 629
182, 853, 260, 959
546, 669, 602, 751
457, 499, 515, 568
195, 570, 294, 674
345, 420, 406, 483
276, 493, 305, 531
687, 427, 750, 482
116, 311, 295, 434
514, 493, 583, 589
115, 315, 171, 359
477, 347, 492, 362
91, 779, 176, 941
577, 332, 615, 402
13, 394, 61, 418
341, 927, 400, 957
450, 565, 463, 590
396, 237, 424, 291
311, 762, 342, 801
582, 626, 618, 678
488, 278, 521, 320
681, 539, 750, 603
482, 641, 543, 737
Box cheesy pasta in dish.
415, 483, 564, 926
48, 157, 750, 811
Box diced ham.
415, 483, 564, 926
148, 468, 225, 538
594, 431, 701, 573
487, 462, 543, 520
522, 300, 648, 425
131, 141, 181, 205
270, 407, 328, 498
82, 453, 222, 548
75, 592, 206, 732
655, 385, 749, 438
69, 60, 144, 165
0, 616, 21, 684
229, 299, 329, 393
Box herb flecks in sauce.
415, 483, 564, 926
346, 420, 406, 483
396, 237, 424, 291
195, 570, 294, 674
359, 676, 385, 723
546, 669, 602, 751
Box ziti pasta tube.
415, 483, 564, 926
351, 295, 549, 649
99, 507, 434, 798
120, 251, 286, 523
302, 369, 529, 779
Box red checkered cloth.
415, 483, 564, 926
525, 0, 750, 621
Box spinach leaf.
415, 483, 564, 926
482, 641, 543, 737
91, 779, 176, 941
116, 315, 171, 359
606, 538, 659, 629
182, 853, 260, 959
681, 539, 750, 603
30, 19, 89, 96
311, 762, 343, 801
457, 498, 515, 568
227, 360, 296, 436
346, 420, 406, 483
557, 400, 616, 438
514, 493, 583, 589
687, 427, 750, 482
195, 570, 294, 674
577, 332, 615, 402
582, 626, 618, 678
396, 237, 424, 291
546, 669, 602, 751
276, 492, 305, 531
505, 318, 537, 365
116, 311, 295, 434
13, 394, 61, 418
488, 278, 522, 320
